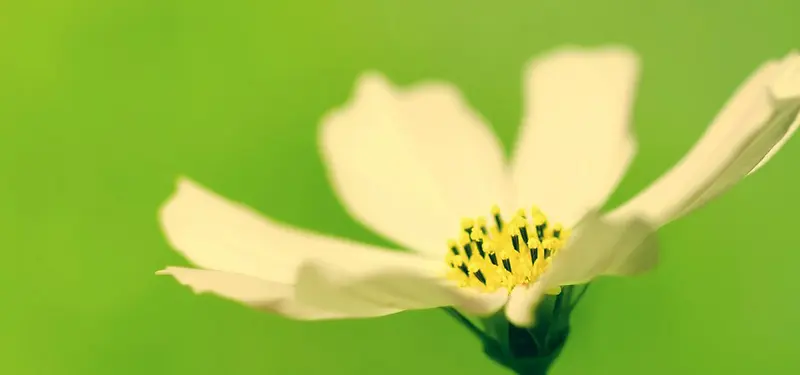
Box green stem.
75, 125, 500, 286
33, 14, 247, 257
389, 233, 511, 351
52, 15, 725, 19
440, 307, 493, 342
566, 284, 591, 314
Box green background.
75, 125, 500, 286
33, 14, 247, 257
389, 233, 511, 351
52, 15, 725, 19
2, 0, 799, 374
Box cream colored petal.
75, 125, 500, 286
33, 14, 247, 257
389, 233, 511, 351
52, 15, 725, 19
610, 52, 800, 226
505, 283, 545, 327
319, 73, 512, 258
511, 46, 640, 226
506, 211, 658, 327
749, 110, 800, 174
159, 177, 404, 283
294, 253, 508, 316
160, 177, 474, 318
749, 51, 800, 173
548, 212, 659, 283
157, 267, 399, 320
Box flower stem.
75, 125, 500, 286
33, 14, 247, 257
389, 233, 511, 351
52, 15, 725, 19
440, 307, 493, 342
566, 284, 591, 314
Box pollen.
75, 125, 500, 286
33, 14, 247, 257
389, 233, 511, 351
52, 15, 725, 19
444, 205, 570, 294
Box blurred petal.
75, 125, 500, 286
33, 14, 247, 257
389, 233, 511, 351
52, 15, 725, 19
610, 52, 800, 226
159, 177, 404, 283
319, 73, 512, 258
505, 212, 658, 327
749, 51, 800, 173
157, 267, 399, 320
505, 283, 545, 327
294, 253, 508, 316
511, 46, 640, 226
548, 212, 659, 283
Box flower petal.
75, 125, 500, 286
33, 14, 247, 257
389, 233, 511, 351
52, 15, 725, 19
294, 253, 508, 316
160, 177, 407, 285
505, 212, 658, 327
548, 212, 658, 283
505, 283, 544, 327
610, 52, 800, 227
319, 73, 512, 258
749, 51, 800, 174
511, 46, 640, 226
157, 267, 399, 320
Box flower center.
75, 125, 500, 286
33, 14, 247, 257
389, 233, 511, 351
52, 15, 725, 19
444, 205, 570, 294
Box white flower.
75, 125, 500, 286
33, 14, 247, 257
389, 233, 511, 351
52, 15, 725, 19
157, 46, 800, 327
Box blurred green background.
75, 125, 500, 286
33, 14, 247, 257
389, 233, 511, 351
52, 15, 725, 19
2, 0, 799, 374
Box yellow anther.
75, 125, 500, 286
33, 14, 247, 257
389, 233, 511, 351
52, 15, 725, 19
467, 260, 482, 273
444, 204, 569, 295
446, 239, 460, 257
476, 216, 489, 235
550, 223, 565, 240
470, 229, 484, 241
505, 218, 517, 232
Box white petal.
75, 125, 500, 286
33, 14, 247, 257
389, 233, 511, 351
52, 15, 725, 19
161, 177, 483, 318
749, 51, 800, 173
159, 177, 406, 284
505, 283, 546, 327
511, 46, 640, 226
610, 52, 800, 226
548, 212, 658, 283
506, 212, 658, 327
157, 267, 399, 320
294, 252, 508, 316
319, 73, 512, 258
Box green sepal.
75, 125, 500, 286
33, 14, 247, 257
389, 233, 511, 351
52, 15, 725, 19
476, 285, 586, 375
480, 327, 569, 375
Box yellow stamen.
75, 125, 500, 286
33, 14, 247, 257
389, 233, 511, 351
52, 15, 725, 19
443, 205, 570, 294
460, 218, 475, 231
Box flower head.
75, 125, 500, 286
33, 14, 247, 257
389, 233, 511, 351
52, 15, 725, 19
157, 46, 800, 330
